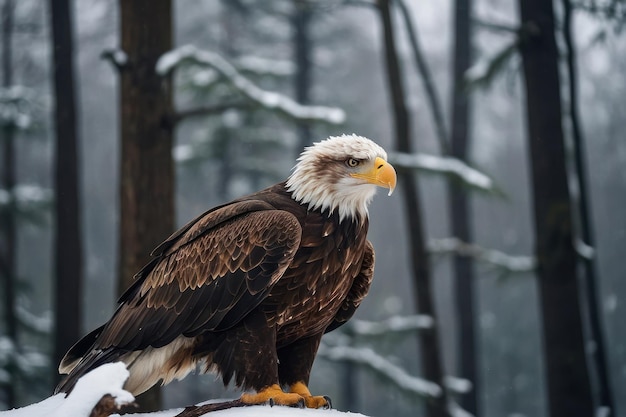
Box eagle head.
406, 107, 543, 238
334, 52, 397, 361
286, 134, 397, 221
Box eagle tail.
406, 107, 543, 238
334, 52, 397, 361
55, 324, 125, 395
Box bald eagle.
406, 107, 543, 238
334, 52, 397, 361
56, 134, 396, 408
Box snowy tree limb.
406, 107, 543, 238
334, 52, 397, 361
0, 185, 53, 225
388, 152, 496, 192
173, 101, 251, 124
428, 237, 536, 273
16, 305, 51, 334
464, 39, 519, 89
443, 376, 472, 395
0, 86, 36, 129
100, 48, 128, 71
472, 18, 519, 33
234, 55, 294, 77
346, 314, 434, 337
156, 45, 346, 125
318, 343, 442, 399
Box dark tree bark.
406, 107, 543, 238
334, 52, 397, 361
48, 0, 84, 386
118, 0, 174, 411
292, 1, 313, 150
447, 0, 478, 414
0, 0, 17, 408
377, 1, 450, 416
395, 0, 449, 154
562, 0, 614, 413
517, 1, 593, 416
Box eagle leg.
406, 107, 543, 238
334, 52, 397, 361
240, 384, 304, 407
288, 381, 332, 409
276, 335, 330, 408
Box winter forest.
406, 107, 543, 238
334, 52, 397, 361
1, 0, 625, 416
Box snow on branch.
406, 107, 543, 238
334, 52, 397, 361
100, 48, 129, 70
156, 45, 345, 125
575, 238, 595, 260
318, 343, 442, 399
388, 152, 496, 192
0, 336, 48, 381
16, 305, 52, 334
0, 86, 36, 129
0, 185, 53, 225
346, 314, 434, 337
428, 237, 536, 273
464, 39, 519, 89
444, 376, 472, 395
0, 184, 53, 208
234, 55, 295, 77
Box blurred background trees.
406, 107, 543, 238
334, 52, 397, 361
1, 0, 625, 416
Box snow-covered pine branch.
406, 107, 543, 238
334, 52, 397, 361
0, 185, 53, 225
0, 185, 53, 208
100, 48, 129, 70
234, 55, 295, 77
15, 305, 52, 335
0, 336, 48, 381
0, 86, 36, 130
388, 152, 496, 193
428, 237, 536, 273
346, 314, 434, 337
463, 37, 519, 90
156, 45, 346, 125
317, 343, 442, 399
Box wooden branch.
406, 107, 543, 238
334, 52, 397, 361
89, 394, 136, 417
100, 48, 129, 72
472, 18, 519, 33
174, 399, 250, 417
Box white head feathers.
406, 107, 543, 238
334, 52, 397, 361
286, 134, 390, 221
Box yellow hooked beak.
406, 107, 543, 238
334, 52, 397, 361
350, 157, 397, 196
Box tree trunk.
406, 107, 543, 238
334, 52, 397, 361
517, 1, 593, 416
447, 0, 478, 414
561, 0, 614, 413
395, 0, 449, 154
292, 1, 313, 150
377, 1, 450, 416
49, 0, 84, 386
0, 0, 17, 408
118, 0, 174, 411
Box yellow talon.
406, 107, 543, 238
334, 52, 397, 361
289, 382, 332, 409
241, 384, 304, 406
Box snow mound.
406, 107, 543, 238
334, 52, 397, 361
130, 404, 368, 417
0, 362, 134, 417
0, 362, 369, 417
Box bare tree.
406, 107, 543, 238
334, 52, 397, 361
517, 0, 593, 415
292, 1, 313, 150
118, 0, 174, 411
447, 0, 478, 414
377, 1, 450, 416
48, 0, 83, 385
562, 0, 614, 413
0, 0, 17, 407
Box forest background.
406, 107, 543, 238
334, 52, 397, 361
0, 1, 625, 417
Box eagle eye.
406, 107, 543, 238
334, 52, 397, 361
346, 158, 360, 168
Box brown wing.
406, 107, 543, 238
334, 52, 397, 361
92, 201, 302, 351
325, 240, 375, 333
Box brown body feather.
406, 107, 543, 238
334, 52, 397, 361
56, 182, 374, 395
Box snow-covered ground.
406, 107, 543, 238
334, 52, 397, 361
0, 363, 367, 417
